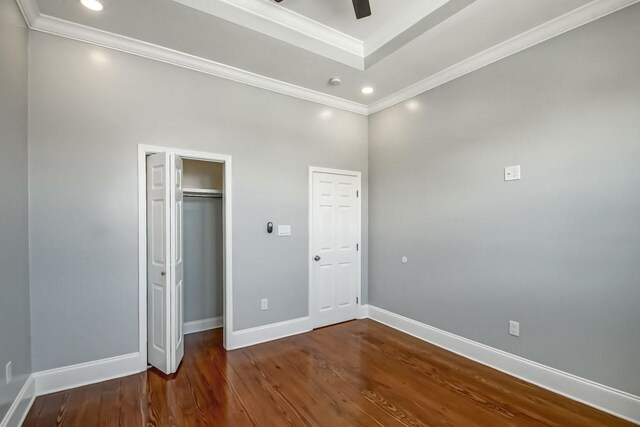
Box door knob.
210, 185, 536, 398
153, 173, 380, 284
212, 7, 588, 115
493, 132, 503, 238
314, 255, 321, 262
161, 271, 166, 276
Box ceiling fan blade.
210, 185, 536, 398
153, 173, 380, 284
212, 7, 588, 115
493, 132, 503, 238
352, 0, 371, 19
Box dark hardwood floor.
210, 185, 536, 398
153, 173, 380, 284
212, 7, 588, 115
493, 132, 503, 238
23, 320, 633, 426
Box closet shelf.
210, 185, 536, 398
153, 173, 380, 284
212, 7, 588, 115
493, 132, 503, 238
183, 188, 223, 198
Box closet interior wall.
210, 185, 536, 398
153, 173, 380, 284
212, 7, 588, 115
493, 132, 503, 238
182, 160, 224, 326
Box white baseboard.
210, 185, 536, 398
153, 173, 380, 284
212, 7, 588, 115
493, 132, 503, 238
184, 316, 223, 335
7, 308, 635, 424
20, 316, 311, 400
0, 376, 35, 427
367, 305, 640, 425
358, 304, 370, 319
33, 352, 142, 396
230, 316, 311, 350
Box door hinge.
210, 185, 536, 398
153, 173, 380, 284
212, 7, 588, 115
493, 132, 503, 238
356, 243, 359, 251
356, 297, 359, 304
356, 190, 359, 198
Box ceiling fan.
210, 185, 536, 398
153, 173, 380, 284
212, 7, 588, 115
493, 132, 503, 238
273, 0, 372, 20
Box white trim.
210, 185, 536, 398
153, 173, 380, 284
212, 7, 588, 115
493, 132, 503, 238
15, 0, 639, 116
367, 305, 640, 425
138, 145, 233, 367
183, 187, 223, 195
368, 0, 640, 114
363, 0, 449, 56
357, 304, 370, 319
8, 308, 637, 425
21, 10, 367, 116
14, 0, 39, 27
32, 353, 141, 396
184, 317, 223, 334
172, 0, 455, 65
173, 0, 364, 69
308, 167, 362, 329
230, 317, 311, 349
0, 376, 35, 427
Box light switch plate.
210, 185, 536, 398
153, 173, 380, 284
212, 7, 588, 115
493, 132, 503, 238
278, 225, 291, 236
505, 165, 521, 181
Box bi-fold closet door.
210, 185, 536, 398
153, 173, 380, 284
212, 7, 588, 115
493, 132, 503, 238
146, 152, 184, 375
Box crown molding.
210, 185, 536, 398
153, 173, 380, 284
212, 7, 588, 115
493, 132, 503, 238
173, 0, 457, 68
14, 0, 39, 26
363, 0, 449, 57
368, 0, 640, 114
16, 1, 368, 116
174, 0, 365, 70
15, 0, 639, 117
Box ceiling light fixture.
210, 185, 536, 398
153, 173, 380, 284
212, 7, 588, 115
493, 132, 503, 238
361, 86, 374, 95
81, 0, 104, 11
328, 77, 342, 86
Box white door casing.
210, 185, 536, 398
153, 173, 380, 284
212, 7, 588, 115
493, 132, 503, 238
171, 155, 185, 371
140, 145, 233, 367
310, 169, 361, 328
146, 152, 172, 373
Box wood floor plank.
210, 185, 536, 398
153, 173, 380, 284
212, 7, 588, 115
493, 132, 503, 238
304, 325, 491, 427
275, 337, 406, 427
98, 378, 121, 427
362, 320, 629, 427
317, 322, 541, 426
21, 391, 46, 426
23, 320, 635, 427
26, 391, 68, 426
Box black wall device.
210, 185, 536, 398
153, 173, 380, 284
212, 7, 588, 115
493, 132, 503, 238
267, 222, 274, 234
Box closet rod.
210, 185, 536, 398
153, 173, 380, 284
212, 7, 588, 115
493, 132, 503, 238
184, 193, 223, 199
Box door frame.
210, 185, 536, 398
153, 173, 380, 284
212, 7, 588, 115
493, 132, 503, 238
308, 166, 362, 328
138, 144, 233, 371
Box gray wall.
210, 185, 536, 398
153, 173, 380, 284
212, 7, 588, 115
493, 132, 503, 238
28, 32, 368, 371
369, 5, 640, 396
0, 0, 31, 419
184, 197, 223, 322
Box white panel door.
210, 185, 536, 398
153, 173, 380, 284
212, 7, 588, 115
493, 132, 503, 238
171, 155, 184, 372
147, 152, 171, 373
311, 171, 360, 328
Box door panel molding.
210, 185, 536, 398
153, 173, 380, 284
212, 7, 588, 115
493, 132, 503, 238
138, 145, 233, 372
146, 152, 171, 373
308, 166, 362, 329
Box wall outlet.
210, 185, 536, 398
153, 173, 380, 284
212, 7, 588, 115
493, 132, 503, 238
261, 298, 269, 311
504, 165, 521, 181
5, 361, 12, 385
509, 320, 520, 337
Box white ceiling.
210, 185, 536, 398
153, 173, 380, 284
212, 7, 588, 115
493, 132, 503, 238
27, 0, 631, 113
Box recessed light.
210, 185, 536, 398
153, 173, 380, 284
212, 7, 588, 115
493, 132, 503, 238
361, 86, 374, 95
81, 0, 104, 11
320, 110, 333, 119
406, 100, 420, 111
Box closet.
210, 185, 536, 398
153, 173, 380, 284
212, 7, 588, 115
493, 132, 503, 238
146, 153, 224, 375
182, 160, 224, 334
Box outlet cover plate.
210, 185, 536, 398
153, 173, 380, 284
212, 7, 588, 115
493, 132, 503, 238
509, 320, 520, 337
505, 165, 521, 181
